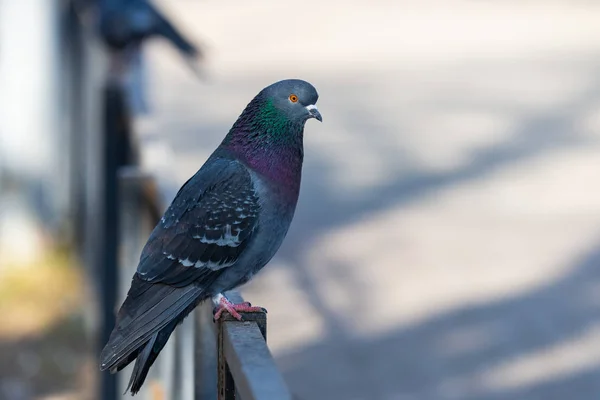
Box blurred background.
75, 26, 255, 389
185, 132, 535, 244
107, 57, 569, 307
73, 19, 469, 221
2, 0, 600, 399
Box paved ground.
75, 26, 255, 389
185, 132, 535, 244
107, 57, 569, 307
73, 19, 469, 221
140, 1, 600, 399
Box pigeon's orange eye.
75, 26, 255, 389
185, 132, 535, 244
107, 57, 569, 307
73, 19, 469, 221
289, 94, 298, 103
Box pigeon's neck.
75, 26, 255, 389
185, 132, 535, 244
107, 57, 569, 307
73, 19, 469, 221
222, 98, 304, 196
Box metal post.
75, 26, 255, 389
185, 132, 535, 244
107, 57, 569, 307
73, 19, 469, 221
215, 292, 268, 400
65, 1, 86, 251
217, 324, 237, 400
194, 303, 217, 400
175, 316, 196, 400
99, 83, 126, 400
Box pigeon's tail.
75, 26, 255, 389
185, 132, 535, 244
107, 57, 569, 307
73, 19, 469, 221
100, 275, 206, 394
126, 318, 178, 394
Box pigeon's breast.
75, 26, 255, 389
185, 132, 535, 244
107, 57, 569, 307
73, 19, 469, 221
209, 170, 298, 293
249, 170, 298, 254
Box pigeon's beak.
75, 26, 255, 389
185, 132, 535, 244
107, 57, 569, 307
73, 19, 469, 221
305, 104, 323, 122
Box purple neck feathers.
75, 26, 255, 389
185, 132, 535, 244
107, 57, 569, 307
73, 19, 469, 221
221, 97, 305, 199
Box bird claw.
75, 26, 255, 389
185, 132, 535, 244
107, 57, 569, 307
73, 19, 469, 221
212, 297, 267, 322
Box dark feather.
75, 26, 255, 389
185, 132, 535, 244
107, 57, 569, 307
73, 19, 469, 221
126, 329, 157, 394
137, 158, 260, 286
100, 276, 204, 372
126, 317, 179, 394
100, 157, 262, 393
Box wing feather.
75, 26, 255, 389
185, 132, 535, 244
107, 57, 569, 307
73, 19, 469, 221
101, 156, 261, 371
137, 157, 260, 287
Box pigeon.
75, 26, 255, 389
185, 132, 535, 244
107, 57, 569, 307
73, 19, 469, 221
98, 0, 200, 58
100, 79, 322, 394
98, 0, 204, 113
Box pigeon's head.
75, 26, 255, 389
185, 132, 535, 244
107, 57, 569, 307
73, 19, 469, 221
223, 79, 322, 154
260, 79, 322, 124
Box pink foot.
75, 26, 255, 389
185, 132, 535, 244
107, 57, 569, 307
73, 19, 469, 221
213, 297, 266, 321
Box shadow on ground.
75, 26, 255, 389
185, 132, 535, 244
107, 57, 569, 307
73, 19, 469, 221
277, 243, 600, 400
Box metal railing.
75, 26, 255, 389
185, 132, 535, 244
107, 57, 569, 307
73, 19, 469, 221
207, 293, 292, 400
62, 1, 294, 397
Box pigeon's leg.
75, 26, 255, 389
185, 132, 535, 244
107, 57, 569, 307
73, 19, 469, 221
211, 293, 265, 321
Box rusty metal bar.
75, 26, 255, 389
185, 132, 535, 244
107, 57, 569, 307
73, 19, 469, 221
217, 321, 236, 400
210, 291, 290, 400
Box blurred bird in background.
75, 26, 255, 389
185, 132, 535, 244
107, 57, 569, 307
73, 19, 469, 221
92, 0, 205, 114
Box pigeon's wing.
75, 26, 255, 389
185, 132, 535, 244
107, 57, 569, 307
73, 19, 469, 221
137, 157, 261, 287
100, 157, 260, 371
